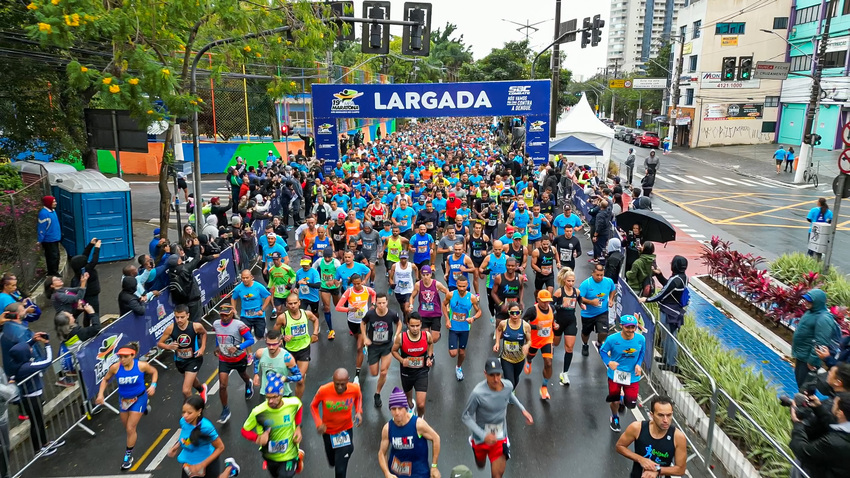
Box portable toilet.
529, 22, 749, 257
51, 170, 135, 261
10, 160, 78, 186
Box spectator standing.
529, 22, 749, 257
626, 241, 656, 297
792, 289, 837, 391
37, 195, 62, 276
167, 246, 205, 323
789, 392, 850, 478
644, 150, 659, 174
624, 148, 635, 185
0, 368, 19, 478
148, 228, 162, 257
641, 255, 689, 371
1, 302, 40, 372
806, 198, 833, 257
774, 145, 786, 175
298, 133, 315, 158
118, 277, 147, 317
785, 147, 796, 173
69, 238, 102, 314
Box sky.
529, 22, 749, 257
377, 0, 609, 80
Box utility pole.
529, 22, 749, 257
610, 58, 619, 122
794, 0, 836, 184
669, 33, 685, 151
549, 0, 562, 138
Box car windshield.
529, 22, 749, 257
645, 132, 659, 138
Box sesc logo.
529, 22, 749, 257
317, 123, 334, 135
330, 89, 363, 113
529, 120, 547, 132
508, 85, 531, 95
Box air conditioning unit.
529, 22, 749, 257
789, 27, 797, 39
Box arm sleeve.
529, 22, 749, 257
645, 275, 678, 304
461, 391, 486, 442
88, 244, 101, 269
310, 389, 324, 426
295, 406, 303, 426
599, 339, 612, 366
130, 297, 146, 316
239, 328, 256, 350
241, 410, 261, 441
789, 422, 834, 463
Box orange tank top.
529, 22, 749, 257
531, 304, 554, 344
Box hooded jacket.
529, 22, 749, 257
603, 238, 623, 281
626, 252, 657, 293
118, 276, 146, 316
70, 241, 101, 297
647, 255, 689, 308
793, 289, 836, 367
202, 214, 220, 240
790, 403, 850, 478
7, 340, 53, 396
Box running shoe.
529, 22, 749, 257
539, 386, 550, 400
581, 344, 589, 356
353, 375, 360, 385
245, 385, 254, 400
54, 376, 75, 388
609, 416, 621, 432
456, 366, 464, 381
524, 362, 532, 375
121, 454, 134, 470
218, 406, 231, 424
374, 393, 382, 408
246, 354, 254, 366
224, 457, 240, 477
328, 330, 335, 340
618, 401, 626, 414
559, 372, 570, 386
295, 449, 305, 474
200, 383, 208, 404
489, 315, 495, 325
145, 404, 152, 415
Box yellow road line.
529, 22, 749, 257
205, 369, 218, 385
680, 193, 754, 206
719, 222, 810, 229
653, 192, 718, 224
131, 428, 171, 471
714, 200, 813, 225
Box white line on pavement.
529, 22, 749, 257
670, 175, 694, 184
722, 177, 752, 186
57, 475, 153, 478
690, 234, 706, 238
685, 176, 714, 185
653, 174, 675, 183
703, 176, 733, 186
145, 430, 180, 472
681, 228, 698, 233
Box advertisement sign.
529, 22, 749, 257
826, 35, 849, 53
703, 103, 763, 121
525, 116, 550, 165
609, 79, 631, 89
699, 72, 761, 89
721, 36, 738, 46
572, 182, 590, 218
632, 78, 667, 89
312, 80, 551, 118
314, 119, 339, 175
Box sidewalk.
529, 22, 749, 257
669, 143, 841, 184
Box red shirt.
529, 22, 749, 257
446, 197, 462, 219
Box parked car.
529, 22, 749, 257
623, 129, 642, 144
634, 131, 660, 148
613, 125, 626, 138
615, 128, 633, 141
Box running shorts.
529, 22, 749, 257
401, 370, 429, 393
470, 437, 509, 466
176, 357, 203, 374
300, 299, 319, 314
367, 342, 393, 366
347, 320, 362, 336
219, 358, 248, 375
534, 274, 555, 291
420, 314, 442, 332
554, 311, 577, 336
448, 330, 469, 350
119, 392, 149, 413
528, 343, 553, 359
287, 346, 311, 363
581, 312, 609, 336
606, 378, 639, 408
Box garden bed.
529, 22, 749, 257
700, 275, 795, 345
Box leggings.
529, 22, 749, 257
181, 456, 221, 478
500, 358, 525, 390
21, 395, 47, 453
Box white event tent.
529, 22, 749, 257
554, 94, 614, 173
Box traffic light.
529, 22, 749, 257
580, 17, 591, 49
402, 2, 432, 56
281, 124, 290, 136
808, 133, 822, 146
591, 14, 605, 47
328, 1, 355, 41
737, 56, 753, 81
721, 57, 737, 81
361, 1, 391, 54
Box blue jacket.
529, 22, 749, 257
7, 341, 53, 396
792, 289, 837, 367
37, 207, 61, 243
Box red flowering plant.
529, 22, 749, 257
830, 306, 849, 336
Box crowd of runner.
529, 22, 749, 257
57, 117, 686, 478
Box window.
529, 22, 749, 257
680, 25, 687, 39
796, 5, 819, 24
773, 17, 788, 29
689, 55, 698, 72
685, 88, 694, 106
844, 0, 850, 16
823, 50, 847, 68
693, 20, 702, 38
761, 121, 777, 133
715, 22, 746, 34
764, 96, 780, 107
790, 55, 812, 71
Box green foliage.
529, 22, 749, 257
0, 164, 24, 192
677, 316, 792, 477
769, 253, 850, 307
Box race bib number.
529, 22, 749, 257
176, 349, 194, 359
330, 431, 351, 448
484, 423, 505, 440
452, 271, 462, 280
504, 340, 520, 354
401, 219, 408, 227
515, 228, 526, 235
334, 233, 345, 241
390, 248, 401, 257
613, 370, 632, 385
354, 307, 366, 320
538, 327, 551, 338
529, 226, 539, 236
292, 324, 307, 336
322, 273, 334, 283
363, 242, 375, 250
417, 245, 427, 254
421, 302, 434, 312
120, 396, 138, 412
426, 222, 434, 229
398, 280, 410, 290
541, 265, 552, 275
276, 285, 288, 295
473, 249, 485, 258
246, 308, 263, 317
374, 214, 383, 222
268, 438, 289, 454
299, 284, 311, 295
407, 356, 424, 368
374, 329, 389, 342
487, 218, 497, 226
559, 250, 572, 261
452, 312, 467, 322
391, 457, 412, 476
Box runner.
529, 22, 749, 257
579, 263, 617, 357
391, 313, 434, 417
615, 395, 687, 478
361, 293, 401, 408
530, 237, 556, 295
384, 225, 410, 281
492, 302, 531, 390
267, 252, 296, 319
489, 257, 524, 330
231, 269, 272, 341
478, 241, 507, 320
436, 226, 464, 276
314, 248, 341, 340
507, 201, 531, 246
241, 376, 305, 478
158, 304, 207, 400
389, 251, 418, 321
552, 268, 584, 385
445, 242, 476, 292
213, 305, 256, 424
443, 276, 482, 381
479, 195, 501, 240
295, 215, 319, 261
254, 330, 302, 399
335, 274, 377, 383
552, 204, 582, 237
378, 387, 442, 478
336, 250, 372, 292
392, 198, 417, 240
599, 314, 646, 432
467, 222, 491, 296
462, 358, 533, 478
310, 368, 363, 478
355, 221, 381, 286
331, 213, 348, 260
522, 290, 555, 400
95, 342, 158, 470
168, 395, 237, 478
410, 223, 436, 280
526, 204, 549, 249
309, 225, 333, 257
295, 257, 321, 316
366, 197, 388, 225
412, 266, 450, 345
415, 199, 441, 241
553, 226, 581, 273
345, 209, 361, 242
505, 233, 528, 272
274, 294, 320, 399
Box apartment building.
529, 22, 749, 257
607, 0, 687, 73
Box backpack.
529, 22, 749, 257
168, 268, 194, 304
680, 285, 690, 308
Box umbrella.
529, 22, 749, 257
616, 209, 677, 243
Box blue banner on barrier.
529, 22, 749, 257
525, 115, 550, 165
314, 119, 339, 175
616, 277, 656, 367
572, 182, 590, 218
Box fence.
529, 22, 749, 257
0, 176, 50, 295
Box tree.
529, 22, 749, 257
461, 40, 530, 82
26, 0, 336, 237
430, 23, 473, 82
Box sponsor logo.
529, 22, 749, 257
529, 121, 547, 132
317, 123, 334, 134
331, 89, 363, 113
528, 141, 546, 147
508, 85, 532, 95
217, 258, 231, 287
94, 333, 123, 383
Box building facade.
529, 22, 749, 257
777, 0, 850, 151
607, 0, 686, 73
669, 0, 792, 148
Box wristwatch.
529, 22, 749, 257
655, 464, 662, 473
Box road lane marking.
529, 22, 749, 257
722, 177, 752, 186
685, 176, 713, 185
653, 174, 675, 183
145, 429, 180, 472
703, 176, 733, 186
131, 428, 171, 471
714, 200, 813, 225
670, 175, 694, 184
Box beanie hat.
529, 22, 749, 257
42, 196, 56, 208
388, 387, 408, 409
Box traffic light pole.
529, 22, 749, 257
794, 0, 835, 185
668, 33, 685, 152
549, 0, 562, 139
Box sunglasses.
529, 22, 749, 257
266, 342, 281, 348
509, 310, 522, 315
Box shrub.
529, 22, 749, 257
769, 252, 850, 308
0, 164, 23, 192
678, 315, 792, 477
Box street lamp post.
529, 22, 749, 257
668, 33, 685, 152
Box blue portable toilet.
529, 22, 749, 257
51, 170, 135, 262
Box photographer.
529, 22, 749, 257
792, 289, 836, 391
789, 391, 850, 478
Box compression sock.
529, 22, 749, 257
324, 312, 333, 330
125, 447, 133, 456
542, 378, 549, 387
563, 352, 573, 372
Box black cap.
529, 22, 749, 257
484, 357, 503, 375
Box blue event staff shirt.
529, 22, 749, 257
553, 213, 583, 236
232, 281, 271, 316
578, 276, 616, 318
599, 333, 646, 384
263, 243, 288, 264
806, 207, 834, 234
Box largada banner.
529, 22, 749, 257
75, 247, 238, 400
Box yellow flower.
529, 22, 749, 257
80, 66, 88, 73
128, 78, 139, 85
243, 45, 251, 53
277, 37, 282, 43
190, 100, 197, 105
319, 33, 324, 39
51, 0, 59, 5
64, 13, 80, 27
255, 53, 261, 58
109, 85, 120, 94
26, 3, 37, 10
161, 69, 170, 76
289, 81, 296, 87
197, 97, 204, 103
147, 110, 154, 114
102, 77, 112, 84
38, 22, 51, 33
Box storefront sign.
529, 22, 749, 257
721, 36, 738, 46
703, 103, 763, 121
700, 72, 761, 89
